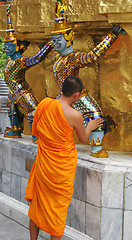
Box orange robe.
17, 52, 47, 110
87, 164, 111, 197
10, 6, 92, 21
25, 97, 78, 237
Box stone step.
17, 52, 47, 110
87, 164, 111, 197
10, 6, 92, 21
0, 193, 93, 240
0, 85, 9, 91
0, 80, 7, 82
0, 81, 7, 85
0, 80, 8, 87
0, 110, 8, 113
0, 105, 8, 108
0, 93, 8, 98
0, 83, 8, 86
0, 86, 9, 88
0, 91, 9, 94
0, 90, 9, 93
0, 89, 9, 91
0, 82, 8, 85
0, 90, 9, 96
1, 103, 7, 105
0, 106, 8, 109
0, 78, 9, 95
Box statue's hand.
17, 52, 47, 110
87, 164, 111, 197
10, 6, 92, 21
112, 24, 124, 36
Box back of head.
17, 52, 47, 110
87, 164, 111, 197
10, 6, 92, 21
62, 76, 83, 97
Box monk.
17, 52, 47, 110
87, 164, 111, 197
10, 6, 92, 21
25, 76, 104, 240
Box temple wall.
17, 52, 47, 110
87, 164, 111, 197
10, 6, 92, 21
0, 0, 131, 151
0, 2, 132, 239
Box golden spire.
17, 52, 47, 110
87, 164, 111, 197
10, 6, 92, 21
51, 0, 73, 35
4, 5, 17, 42
55, 0, 67, 20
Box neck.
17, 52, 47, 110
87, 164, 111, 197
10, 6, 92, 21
59, 94, 75, 106
11, 51, 22, 60
59, 45, 74, 57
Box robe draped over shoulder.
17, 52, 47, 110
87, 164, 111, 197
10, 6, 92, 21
25, 97, 78, 237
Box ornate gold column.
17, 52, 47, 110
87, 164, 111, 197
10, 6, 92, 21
99, 0, 132, 39
0, 0, 131, 151
98, 0, 132, 151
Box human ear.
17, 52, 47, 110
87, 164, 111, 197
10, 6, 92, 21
73, 92, 80, 99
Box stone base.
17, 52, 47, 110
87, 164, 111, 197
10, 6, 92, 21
0, 134, 132, 240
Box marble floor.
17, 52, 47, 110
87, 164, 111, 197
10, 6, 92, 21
0, 213, 44, 240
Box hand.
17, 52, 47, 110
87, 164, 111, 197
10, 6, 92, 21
88, 117, 104, 131
112, 24, 123, 36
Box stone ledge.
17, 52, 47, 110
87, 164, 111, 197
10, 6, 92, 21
0, 134, 132, 168
66, 14, 107, 22
0, 192, 93, 240
107, 13, 132, 24
99, 5, 132, 14
76, 144, 132, 168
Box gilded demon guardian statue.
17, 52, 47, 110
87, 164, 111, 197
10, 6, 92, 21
50, 0, 123, 158
3, 5, 52, 142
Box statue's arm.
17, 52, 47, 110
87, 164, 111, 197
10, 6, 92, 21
75, 25, 123, 68
75, 33, 117, 67
24, 41, 53, 67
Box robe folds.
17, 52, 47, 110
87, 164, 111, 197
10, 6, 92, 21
25, 97, 78, 237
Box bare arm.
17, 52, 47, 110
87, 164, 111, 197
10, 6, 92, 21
73, 111, 104, 143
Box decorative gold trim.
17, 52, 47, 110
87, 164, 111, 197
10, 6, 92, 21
80, 88, 90, 98
90, 149, 108, 158
4, 133, 22, 138
88, 137, 103, 146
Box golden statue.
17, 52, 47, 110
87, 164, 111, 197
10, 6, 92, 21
50, 0, 123, 158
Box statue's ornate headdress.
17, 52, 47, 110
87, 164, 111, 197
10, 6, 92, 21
4, 5, 17, 43
51, 0, 74, 47
4, 5, 30, 52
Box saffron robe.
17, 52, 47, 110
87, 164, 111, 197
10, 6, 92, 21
25, 97, 78, 237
